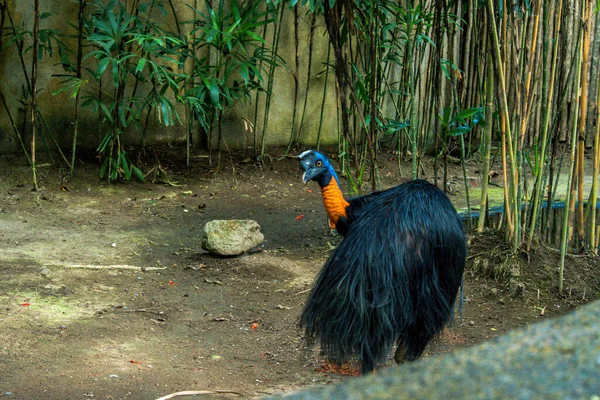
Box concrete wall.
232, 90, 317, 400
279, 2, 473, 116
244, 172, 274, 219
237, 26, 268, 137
0, 0, 339, 157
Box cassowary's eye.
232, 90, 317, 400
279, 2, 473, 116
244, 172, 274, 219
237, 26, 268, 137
316, 161, 323, 167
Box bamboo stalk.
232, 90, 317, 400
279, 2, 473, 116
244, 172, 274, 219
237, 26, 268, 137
488, 0, 519, 251
527, 0, 564, 248
297, 12, 317, 149
259, 3, 284, 159
560, 30, 584, 293
478, 53, 494, 233
368, 0, 380, 191
30, 0, 40, 191
316, 44, 332, 151
5, 5, 32, 94
0, 2, 5, 51
519, 0, 542, 148
0, 89, 32, 164
284, 4, 301, 155
406, 7, 417, 180
576, 0, 593, 248
588, 70, 600, 252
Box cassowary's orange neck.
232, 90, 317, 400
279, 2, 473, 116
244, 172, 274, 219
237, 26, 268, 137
320, 178, 349, 229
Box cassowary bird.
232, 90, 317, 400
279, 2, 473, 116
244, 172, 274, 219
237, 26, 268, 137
298, 149, 466, 374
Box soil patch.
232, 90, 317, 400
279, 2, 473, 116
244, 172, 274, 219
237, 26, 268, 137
0, 149, 598, 399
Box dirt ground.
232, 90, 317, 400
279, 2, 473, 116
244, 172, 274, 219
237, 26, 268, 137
0, 148, 598, 400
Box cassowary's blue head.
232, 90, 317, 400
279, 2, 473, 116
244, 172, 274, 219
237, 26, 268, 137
297, 150, 340, 187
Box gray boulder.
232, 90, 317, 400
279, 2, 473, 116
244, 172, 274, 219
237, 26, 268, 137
276, 300, 600, 399
202, 220, 264, 256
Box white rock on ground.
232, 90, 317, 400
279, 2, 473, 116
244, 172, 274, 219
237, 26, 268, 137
202, 220, 264, 256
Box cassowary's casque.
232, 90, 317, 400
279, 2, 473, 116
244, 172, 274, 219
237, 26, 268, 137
298, 149, 466, 373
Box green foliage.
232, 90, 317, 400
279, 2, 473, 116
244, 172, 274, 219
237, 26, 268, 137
326, 0, 434, 189
439, 106, 485, 138
53, 0, 192, 182
266, 0, 325, 12
182, 0, 283, 135
48, 0, 284, 180
83, 0, 178, 181
2, 13, 71, 66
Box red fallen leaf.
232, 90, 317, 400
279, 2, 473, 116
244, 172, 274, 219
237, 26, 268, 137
315, 362, 361, 377
21, 302, 30, 307
307, 189, 312, 193
251, 323, 259, 330
129, 360, 143, 365
296, 215, 305, 221
168, 280, 178, 286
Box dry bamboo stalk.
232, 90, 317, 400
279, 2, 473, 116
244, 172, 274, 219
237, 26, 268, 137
588, 13, 600, 250
519, 0, 542, 147
560, 38, 584, 294
576, 0, 593, 246
488, 0, 519, 250
589, 84, 600, 251
527, 0, 564, 249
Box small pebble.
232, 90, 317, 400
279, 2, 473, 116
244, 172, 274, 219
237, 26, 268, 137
469, 320, 475, 326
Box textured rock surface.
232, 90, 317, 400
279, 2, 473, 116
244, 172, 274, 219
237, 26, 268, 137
276, 300, 600, 399
202, 220, 264, 256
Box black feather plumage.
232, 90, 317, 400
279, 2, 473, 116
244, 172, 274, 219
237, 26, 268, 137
300, 179, 466, 373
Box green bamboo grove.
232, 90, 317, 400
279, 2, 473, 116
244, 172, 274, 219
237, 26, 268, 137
1, 0, 600, 290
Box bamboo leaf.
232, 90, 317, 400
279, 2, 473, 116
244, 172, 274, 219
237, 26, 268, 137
131, 165, 145, 182
440, 63, 451, 80
97, 132, 112, 153
448, 126, 471, 136
439, 106, 452, 127
135, 58, 146, 74
210, 81, 220, 107
99, 157, 109, 178
455, 107, 484, 121
120, 152, 131, 180
96, 56, 111, 77
118, 106, 127, 128
111, 59, 120, 88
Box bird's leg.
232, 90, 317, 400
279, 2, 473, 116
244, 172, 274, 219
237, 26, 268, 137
394, 343, 406, 365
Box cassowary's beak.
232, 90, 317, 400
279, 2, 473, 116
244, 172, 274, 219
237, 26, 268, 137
301, 171, 309, 184
301, 168, 320, 184
297, 152, 314, 184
